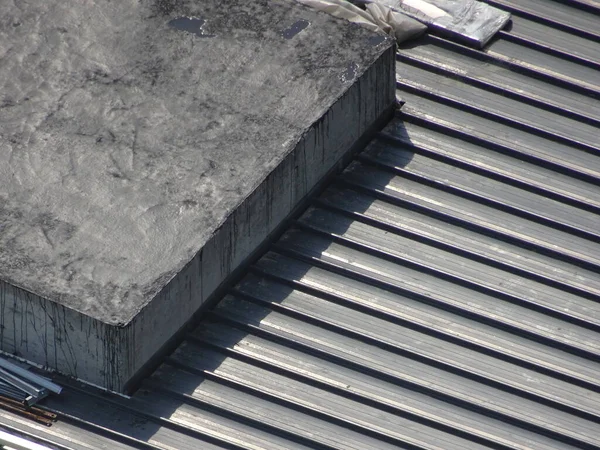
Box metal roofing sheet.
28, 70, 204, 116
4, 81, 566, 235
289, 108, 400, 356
1, 0, 599, 448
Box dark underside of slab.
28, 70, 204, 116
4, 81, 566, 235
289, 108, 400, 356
0, 0, 599, 448
0, 0, 395, 390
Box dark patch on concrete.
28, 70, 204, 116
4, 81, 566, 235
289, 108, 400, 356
340, 62, 360, 83
167, 17, 215, 38
368, 35, 388, 47
1, 98, 16, 108
281, 19, 310, 39
38, 214, 77, 248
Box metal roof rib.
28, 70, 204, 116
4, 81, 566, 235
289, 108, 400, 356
485, 0, 600, 41
1, 0, 599, 448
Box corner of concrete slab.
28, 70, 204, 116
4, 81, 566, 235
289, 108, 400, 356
122, 46, 398, 394
120, 42, 397, 393
0, 29, 396, 393
0, 280, 130, 391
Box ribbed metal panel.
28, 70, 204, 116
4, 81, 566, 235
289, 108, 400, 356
1, 0, 598, 448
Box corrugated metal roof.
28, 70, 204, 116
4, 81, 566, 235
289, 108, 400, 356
1, 0, 599, 448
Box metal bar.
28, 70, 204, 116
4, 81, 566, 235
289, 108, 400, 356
0, 398, 53, 427
0, 359, 62, 395
0, 369, 46, 402
0, 381, 28, 398
0, 397, 57, 422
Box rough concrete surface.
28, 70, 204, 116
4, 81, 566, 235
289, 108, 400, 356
0, 0, 395, 390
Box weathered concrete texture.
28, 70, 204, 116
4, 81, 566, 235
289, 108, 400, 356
0, 0, 395, 391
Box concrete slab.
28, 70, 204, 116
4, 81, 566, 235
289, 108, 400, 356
0, 0, 395, 391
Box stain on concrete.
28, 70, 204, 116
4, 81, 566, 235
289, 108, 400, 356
368, 35, 388, 46
168, 17, 215, 37
281, 19, 310, 39
340, 62, 359, 83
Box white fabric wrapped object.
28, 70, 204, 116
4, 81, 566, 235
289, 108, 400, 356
295, 0, 381, 32
295, 0, 426, 43
374, 0, 511, 48
365, 2, 427, 42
